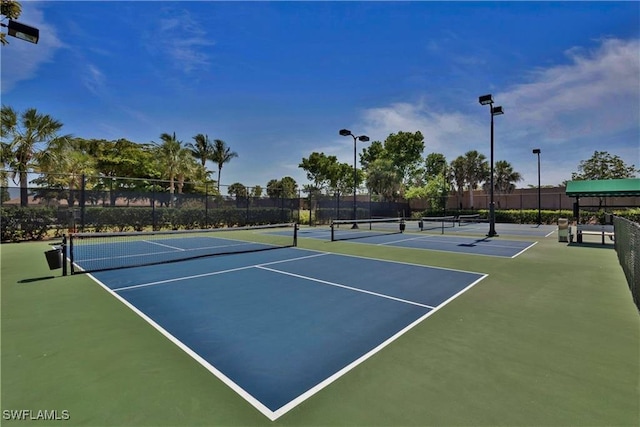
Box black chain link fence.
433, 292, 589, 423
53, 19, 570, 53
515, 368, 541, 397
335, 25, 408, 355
613, 215, 640, 312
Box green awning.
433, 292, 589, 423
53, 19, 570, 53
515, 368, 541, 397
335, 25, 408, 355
566, 178, 640, 197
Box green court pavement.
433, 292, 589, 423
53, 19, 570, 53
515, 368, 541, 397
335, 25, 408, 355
1, 231, 638, 426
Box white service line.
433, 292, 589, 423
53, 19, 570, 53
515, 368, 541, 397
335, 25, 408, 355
256, 266, 435, 309
142, 239, 186, 251
112, 252, 330, 292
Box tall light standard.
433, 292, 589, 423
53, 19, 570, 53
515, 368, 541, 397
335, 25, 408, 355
533, 148, 541, 225
478, 94, 503, 237
339, 129, 370, 228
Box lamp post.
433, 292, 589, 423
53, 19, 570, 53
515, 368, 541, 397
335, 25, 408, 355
533, 148, 541, 225
478, 94, 503, 237
339, 129, 370, 228
1, 20, 39, 44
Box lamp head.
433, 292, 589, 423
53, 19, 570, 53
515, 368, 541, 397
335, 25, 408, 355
492, 105, 504, 116
478, 94, 493, 105
339, 129, 352, 137
533, 149, 541, 154
357, 135, 370, 142
6, 20, 39, 44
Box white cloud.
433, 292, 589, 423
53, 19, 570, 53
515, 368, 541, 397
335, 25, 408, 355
82, 64, 105, 95
150, 9, 215, 74
500, 38, 640, 141
0, 5, 65, 94
354, 38, 639, 186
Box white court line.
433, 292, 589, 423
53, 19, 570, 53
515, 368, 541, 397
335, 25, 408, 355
269, 272, 488, 419
510, 241, 538, 258
256, 266, 435, 309
143, 239, 186, 251
379, 234, 535, 251
86, 248, 488, 421
111, 252, 330, 292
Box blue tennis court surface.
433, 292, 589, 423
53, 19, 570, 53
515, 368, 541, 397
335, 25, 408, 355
298, 228, 537, 258
85, 247, 486, 420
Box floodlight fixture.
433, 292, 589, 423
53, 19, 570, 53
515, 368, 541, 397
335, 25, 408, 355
478, 94, 493, 105
339, 129, 352, 137
2, 20, 39, 44
492, 105, 504, 116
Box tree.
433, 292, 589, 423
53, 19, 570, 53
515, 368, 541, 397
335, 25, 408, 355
483, 160, 522, 208
267, 177, 298, 199
33, 135, 97, 206
299, 152, 338, 194
1, 106, 65, 206
153, 132, 183, 205
463, 150, 488, 208
227, 182, 247, 200
250, 185, 263, 198
365, 158, 402, 201
424, 153, 447, 181
492, 160, 522, 194
211, 139, 237, 191
450, 156, 466, 205
1, 0, 22, 46
381, 131, 425, 186
571, 151, 638, 181
359, 140, 385, 169
187, 133, 215, 177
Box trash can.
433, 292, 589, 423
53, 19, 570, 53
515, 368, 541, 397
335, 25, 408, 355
44, 247, 62, 270
558, 218, 569, 243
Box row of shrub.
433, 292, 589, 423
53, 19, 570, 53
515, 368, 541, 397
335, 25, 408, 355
2, 206, 638, 242
0, 207, 295, 242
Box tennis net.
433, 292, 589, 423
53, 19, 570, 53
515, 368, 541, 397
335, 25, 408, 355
330, 218, 405, 242
458, 214, 486, 226
419, 216, 456, 233
68, 223, 298, 274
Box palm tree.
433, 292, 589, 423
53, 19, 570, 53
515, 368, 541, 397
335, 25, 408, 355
486, 160, 522, 208
153, 132, 183, 206
451, 156, 466, 208
175, 148, 206, 194
1, 106, 64, 206
463, 150, 488, 209
211, 139, 238, 192
34, 136, 96, 206
187, 133, 214, 170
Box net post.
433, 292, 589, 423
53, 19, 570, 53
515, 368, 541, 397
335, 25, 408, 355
61, 235, 68, 276
293, 223, 298, 247
69, 234, 75, 275
330, 221, 335, 241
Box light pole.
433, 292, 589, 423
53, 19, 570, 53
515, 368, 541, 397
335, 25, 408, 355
533, 148, 541, 225
339, 129, 370, 228
478, 94, 503, 237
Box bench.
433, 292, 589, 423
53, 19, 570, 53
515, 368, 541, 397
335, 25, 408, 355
570, 224, 615, 245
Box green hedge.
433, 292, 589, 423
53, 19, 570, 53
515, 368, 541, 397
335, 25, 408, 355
1, 206, 294, 241
0, 207, 57, 242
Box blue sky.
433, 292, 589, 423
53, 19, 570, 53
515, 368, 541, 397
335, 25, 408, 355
2, 1, 639, 191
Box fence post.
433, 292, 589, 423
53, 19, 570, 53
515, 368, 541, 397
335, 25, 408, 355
80, 174, 86, 231
205, 182, 209, 228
